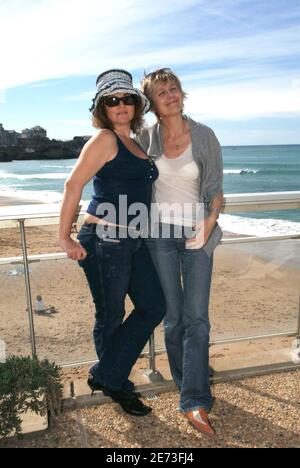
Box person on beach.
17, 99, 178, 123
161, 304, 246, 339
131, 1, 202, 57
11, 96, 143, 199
59, 69, 165, 417
138, 68, 224, 435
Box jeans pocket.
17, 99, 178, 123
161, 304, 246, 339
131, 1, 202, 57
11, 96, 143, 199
77, 231, 97, 267
100, 237, 122, 245
97, 235, 129, 249
78, 257, 87, 268
77, 225, 96, 243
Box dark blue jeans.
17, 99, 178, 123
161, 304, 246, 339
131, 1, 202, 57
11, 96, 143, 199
146, 225, 213, 412
77, 223, 165, 391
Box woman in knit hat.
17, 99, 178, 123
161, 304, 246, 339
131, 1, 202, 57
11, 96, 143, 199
59, 69, 165, 417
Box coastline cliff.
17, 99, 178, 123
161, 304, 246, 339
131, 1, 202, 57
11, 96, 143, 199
0, 136, 90, 162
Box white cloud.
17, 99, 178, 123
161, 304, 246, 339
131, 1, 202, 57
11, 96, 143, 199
292, 79, 300, 90
26, 81, 63, 88
0, 0, 200, 89
217, 128, 300, 146
1, 1, 299, 90
0, 89, 6, 104
1, 0, 300, 133
133, 27, 300, 72
64, 91, 93, 102
181, 67, 300, 87
185, 79, 300, 120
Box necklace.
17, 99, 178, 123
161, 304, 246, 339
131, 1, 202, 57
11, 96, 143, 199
162, 122, 189, 151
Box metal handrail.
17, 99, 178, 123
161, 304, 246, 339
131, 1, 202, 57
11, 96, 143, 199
0, 191, 299, 371
0, 191, 300, 223
1, 233, 300, 266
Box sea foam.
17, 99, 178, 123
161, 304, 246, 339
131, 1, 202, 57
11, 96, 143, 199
0, 173, 69, 180
220, 213, 300, 237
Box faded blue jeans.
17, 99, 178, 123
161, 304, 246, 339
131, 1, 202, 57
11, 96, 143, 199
146, 224, 213, 413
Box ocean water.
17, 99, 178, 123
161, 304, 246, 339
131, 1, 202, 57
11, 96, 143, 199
220, 144, 300, 236
0, 145, 299, 236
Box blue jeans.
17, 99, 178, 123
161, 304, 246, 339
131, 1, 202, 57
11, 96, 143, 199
146, 226, 213, 412
77, 223, 165, 391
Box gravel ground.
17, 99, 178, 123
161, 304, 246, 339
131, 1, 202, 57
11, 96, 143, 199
1, 370, 299, 448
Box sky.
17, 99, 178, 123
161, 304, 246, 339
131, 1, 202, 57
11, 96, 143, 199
0, 0, 300, 145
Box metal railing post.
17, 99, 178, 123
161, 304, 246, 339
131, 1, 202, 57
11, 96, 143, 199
297, 294, 300, 347
143, 333, 164, 383
19, 219, 37, 358
149, 333, 156, 373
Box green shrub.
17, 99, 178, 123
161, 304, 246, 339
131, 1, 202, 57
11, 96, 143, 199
0, 355, 63, 438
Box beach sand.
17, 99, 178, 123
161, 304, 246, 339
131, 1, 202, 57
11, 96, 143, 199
0, 220, 299, 373
0, 194, 43, 207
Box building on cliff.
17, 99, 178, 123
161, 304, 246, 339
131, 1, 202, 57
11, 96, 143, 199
20, 126, 47, 139
0, 124, 90, 162
0, 124, 48, 147
0, 123, 20, 146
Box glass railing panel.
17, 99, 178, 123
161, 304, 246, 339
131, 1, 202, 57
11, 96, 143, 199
1, 199, 299, 372
28, 257, 96, 366
0, 261, 32, 358
210, 239, 299, 370
211, 239, 299, 340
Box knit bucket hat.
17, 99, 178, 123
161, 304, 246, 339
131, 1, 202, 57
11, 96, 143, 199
90, 69, 150, 114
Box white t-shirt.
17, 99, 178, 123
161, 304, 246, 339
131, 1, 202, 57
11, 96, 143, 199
153, 143, 202, 226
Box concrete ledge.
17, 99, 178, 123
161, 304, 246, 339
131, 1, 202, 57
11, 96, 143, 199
72, 378, 177, 409
61, 361, 300, 411
62, 397, 76, 411
211, 361, 300, 384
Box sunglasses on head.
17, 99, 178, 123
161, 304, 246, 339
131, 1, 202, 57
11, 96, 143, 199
103, 95, 137, 107
144, 68, 172, 79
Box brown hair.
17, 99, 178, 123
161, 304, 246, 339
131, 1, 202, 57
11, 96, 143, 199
91, 95, 144, 134
141, 68, 187, 121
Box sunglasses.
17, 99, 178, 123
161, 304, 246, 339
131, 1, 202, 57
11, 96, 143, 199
103, 95, 137, 107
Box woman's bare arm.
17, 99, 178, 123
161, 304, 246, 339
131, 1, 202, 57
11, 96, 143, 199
59, 130, 117, 260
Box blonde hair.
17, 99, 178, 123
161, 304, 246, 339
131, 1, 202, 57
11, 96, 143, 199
141, 68, 187, 121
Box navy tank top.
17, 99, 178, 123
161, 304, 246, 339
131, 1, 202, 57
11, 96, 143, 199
86, 134, 158, 224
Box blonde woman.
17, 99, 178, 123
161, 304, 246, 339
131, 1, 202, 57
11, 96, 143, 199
138, 68, 224, 435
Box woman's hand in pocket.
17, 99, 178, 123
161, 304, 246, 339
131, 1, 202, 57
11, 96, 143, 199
186, 217, 216, 250
59, 237, 87, 261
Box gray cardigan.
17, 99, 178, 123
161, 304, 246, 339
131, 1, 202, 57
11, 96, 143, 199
137, 115, 224, 256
